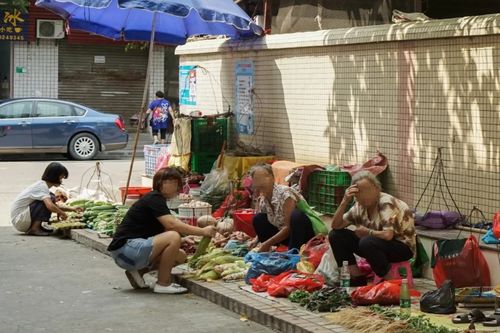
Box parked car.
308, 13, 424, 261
0, 98, 128, 160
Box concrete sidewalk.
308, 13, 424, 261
0, 227, 273, 333
70, 229, 354, 333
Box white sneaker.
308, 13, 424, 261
125, 270, 149, 289
153, 283, 188, 294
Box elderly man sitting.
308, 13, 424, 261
329, 171, 416, 286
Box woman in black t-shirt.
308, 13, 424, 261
108, 167, 216, 294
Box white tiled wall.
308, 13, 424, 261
12, 39, 58, 98
177, 14, 500, 219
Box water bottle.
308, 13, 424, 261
400, 278, 411, 316
340, 261, 350, 292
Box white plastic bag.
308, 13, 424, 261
200, 167, 230, 208
314, 247, 338, 285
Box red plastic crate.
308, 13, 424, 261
179, 217, 198, 226
119, 186, 151, 201
232, 209, 256, 237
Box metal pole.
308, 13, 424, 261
122, 12, 157, 205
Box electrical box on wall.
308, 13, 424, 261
36, 20, 65, 39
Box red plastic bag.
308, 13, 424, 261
341, 151, 388, 177
300, 235, 330, 268
267, 270, 325, 297
212, 190, 251, 219
351, 280, 421, 305
250, 274, 274, 292
493, 212, 500, 239
431, 235, 491, 288
356, 257, 374, 278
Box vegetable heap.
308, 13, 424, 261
369, 305, 459, 333
70, 199, 128, 235
288, 286, 351, 312
188, 247, 249, 282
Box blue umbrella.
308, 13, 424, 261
35, 0, 262, 203
35, 0, 263, 45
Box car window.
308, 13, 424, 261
35, 101, 75, 117
0, 101, 33, 119
74, 106, 86, 116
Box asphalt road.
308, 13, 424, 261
0, 158, 273, 333
0, 227, 272, 333
0, 158, 144, 227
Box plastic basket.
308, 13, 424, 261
166, 197, 191, 210
191, 152, 219, 174
178, 205, 212, 219
179, 217, 198, 226
119, 186, 151, 201
232, 209, 256, 237
191, 117, 228, 153
144, 144, 169, 177
307, 170, 351, 215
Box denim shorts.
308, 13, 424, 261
110, 237, 154, 271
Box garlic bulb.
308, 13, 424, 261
197, 215, 217, 228
216, 217, 234, 234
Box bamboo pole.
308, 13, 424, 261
122, 12, 157, 205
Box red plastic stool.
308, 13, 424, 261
373, 261, 413, 288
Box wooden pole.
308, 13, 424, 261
263, 0, 272, 33
122, 12, 157, 205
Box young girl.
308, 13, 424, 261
10, 162, 81, 236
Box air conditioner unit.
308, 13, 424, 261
37, 19, 65, 39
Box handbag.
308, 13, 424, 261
413, 148, 464, 230
415, 210, 462, 229
431, 234, 490, 288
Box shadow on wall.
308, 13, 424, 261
273, 0, 418, 33
237, 51, 296, 161
322, 18, 500, 216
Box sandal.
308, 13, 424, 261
452, 309, 487, 324
483, 313, 500, 327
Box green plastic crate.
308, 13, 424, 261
191, 152, 219, 174
307, 170, 351, 215
191, 117, 228, 153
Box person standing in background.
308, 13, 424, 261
1, 76, 9, 99
146, 91, 173, 144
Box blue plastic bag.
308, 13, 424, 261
244, 249, 301, 284
481, 229, 500, 245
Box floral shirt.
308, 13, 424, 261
343, 192, 416, 255
258, 184, 302, 229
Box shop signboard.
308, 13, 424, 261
0, 8, 28, 41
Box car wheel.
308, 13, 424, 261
69, 133, 99, 160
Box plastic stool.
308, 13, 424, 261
373, 261, 413, 288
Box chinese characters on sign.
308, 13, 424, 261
179, 65, 197, 106
235, 61, 254, 135
0, 9, 28, 41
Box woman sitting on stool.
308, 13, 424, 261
329, 171, 416, 286
250, 164, 315, 252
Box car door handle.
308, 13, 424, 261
17, 121, 31, 126
63, 120, 76, 124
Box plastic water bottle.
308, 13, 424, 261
340, 261, 350, 292
400, 278, 411, 316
